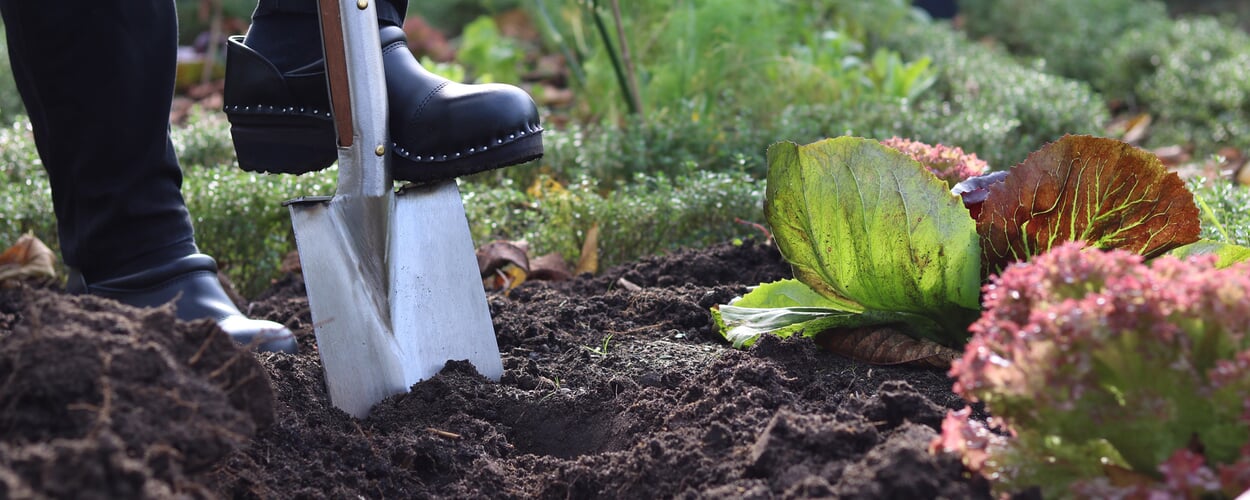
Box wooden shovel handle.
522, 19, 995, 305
317, 0, 354, 147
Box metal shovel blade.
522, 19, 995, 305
289, 181, 503, 418
286, 0, 504, 419
389, 181, 504, 385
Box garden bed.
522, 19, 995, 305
0, 240, 989, 498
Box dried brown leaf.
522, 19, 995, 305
1120, 113, 1151, 145
529, 253, 572, 282
814, 327, 959, 369
0, 233, 57, 285
476, 240, 530, 278
574, 223, 599, 276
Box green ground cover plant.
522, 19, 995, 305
1108, 18, 1250, 153
958, 0, 1169, 85
462, 166, 763, 270
956, 0, 1250, 156
870, 19, 1108, 168
0, 111, 336, 297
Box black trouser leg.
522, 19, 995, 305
0, 0, 197, 282
245, 0, 408, 71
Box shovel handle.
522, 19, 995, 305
317, 0, 354, 148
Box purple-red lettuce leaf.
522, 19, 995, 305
976, 135, 1201, 275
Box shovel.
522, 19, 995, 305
284, 0, 503, 418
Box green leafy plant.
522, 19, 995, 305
1190, 179, 1250, 248
715, 137, 983, 349
936, 242, 1250, 498
715, 135, 1230, 353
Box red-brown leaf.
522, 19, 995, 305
977, 135, 1200, 275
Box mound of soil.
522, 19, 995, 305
0, 240, 990, 498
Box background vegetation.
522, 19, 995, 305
0, 0, 1247, 296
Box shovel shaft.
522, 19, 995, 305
317, 0, 390, 198
317, 0, 353, 147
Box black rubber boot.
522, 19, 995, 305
68, 255, 299, 354
224, 26, 543, 182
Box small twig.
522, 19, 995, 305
187, 326, 219, 366
426, 427, 462, 440
201, 0, 224, 85
734, 217, 772, 241
616, 277, 641, 292
207, 350, 246, 380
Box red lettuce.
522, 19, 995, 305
937, 242, 1250, 498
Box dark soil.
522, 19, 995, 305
0, 240, 990, 499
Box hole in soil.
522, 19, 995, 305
505, 401, 628, 459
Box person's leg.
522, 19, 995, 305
0, 0, 195, 281
225, 0, 542, 182
0, 0, 296, 353
244, 0, 407, 72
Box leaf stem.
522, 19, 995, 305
1195, 190, 1231, 242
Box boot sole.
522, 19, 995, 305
394, 132, 544, 184
229, 112, 338, 174
229, 112, 543, 182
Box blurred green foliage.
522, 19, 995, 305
462, 167, 764, 269
956, 0, 1250, 156
1108, 18, 1250, 153
532, 0, 936, 127
958, 0, 1169, 85
409, 0, 522, 34
880, 21, 1108, 169
173, 107, 239, 168
456, 15, 524, 83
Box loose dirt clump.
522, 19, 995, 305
0, 240, 990, 498
0, 286, 273, 497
